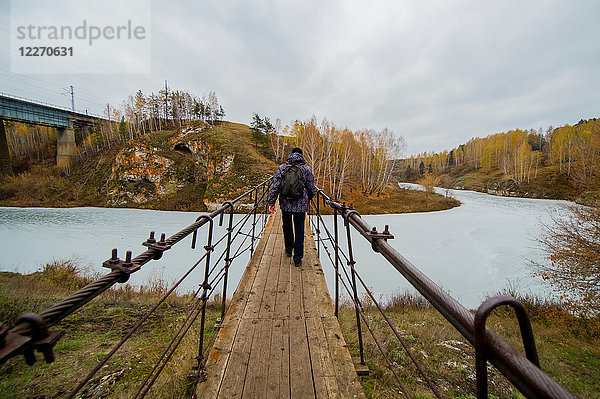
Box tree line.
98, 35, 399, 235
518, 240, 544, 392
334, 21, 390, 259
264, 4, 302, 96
252, 115, 405, 199
5, 87, 225, 163
404, 118, 600, 190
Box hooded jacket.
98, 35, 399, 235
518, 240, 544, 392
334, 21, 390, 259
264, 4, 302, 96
268, 152, 315, 213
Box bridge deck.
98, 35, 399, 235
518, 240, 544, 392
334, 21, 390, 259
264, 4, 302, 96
196, 210, 365, 398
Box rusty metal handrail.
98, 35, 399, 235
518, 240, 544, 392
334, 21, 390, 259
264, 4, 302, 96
313, 188, 574, 399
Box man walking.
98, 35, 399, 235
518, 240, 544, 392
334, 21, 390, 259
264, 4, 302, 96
268, 148, 315, 267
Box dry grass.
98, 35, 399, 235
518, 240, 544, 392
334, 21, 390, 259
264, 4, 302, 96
3, 263, 598, 398
337, 292, 600, 399
316, 183, 460, 215
0, 261, 221, 398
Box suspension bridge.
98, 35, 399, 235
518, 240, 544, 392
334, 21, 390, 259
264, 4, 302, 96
196, 209, 364, 399
0, 179, 576, 398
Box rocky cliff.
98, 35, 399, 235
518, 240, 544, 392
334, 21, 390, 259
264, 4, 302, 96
0, 121, 277, 210
106, 122, 276, 210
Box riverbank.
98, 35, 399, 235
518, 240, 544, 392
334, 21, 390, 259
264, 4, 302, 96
431, 166, 600, 206
0, 175, 461, 215
337, 183, 460, 215
0, 119, 460, 215
1, 263, 598, 398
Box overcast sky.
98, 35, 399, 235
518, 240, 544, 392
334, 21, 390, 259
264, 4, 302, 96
1, 0, 599, 155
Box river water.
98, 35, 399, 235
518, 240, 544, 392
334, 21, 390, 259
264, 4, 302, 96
0, 207, 253, 296
0, 186, 572, 309
318, 183, 572, 309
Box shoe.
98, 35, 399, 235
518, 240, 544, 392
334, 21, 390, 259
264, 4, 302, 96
285, 250, 292, 258
294, 260, 302, 267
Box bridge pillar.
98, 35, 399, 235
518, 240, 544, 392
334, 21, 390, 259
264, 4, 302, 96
0, 119, 13, 176
57, 127, 76, 167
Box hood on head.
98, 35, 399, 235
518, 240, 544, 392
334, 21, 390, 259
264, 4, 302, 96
287, 152, 305, 165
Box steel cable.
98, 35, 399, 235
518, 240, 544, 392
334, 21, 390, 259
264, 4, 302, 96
134, 271, 227, 399
65, 250, 209, 398
310, 206, 442, 398
7, 179, 271, 338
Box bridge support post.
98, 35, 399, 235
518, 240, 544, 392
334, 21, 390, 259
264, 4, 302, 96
0, 119, 13, 176
56, 127, 76, 167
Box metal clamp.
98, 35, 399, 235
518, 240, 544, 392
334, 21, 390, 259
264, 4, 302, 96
367, 226, 394, 252
102, 249, 140, 282
142, 231, 172, 260
474, 295, 540, 399
0, 325, 30, 366
343, 209, 360, 227
5, 313, 66, 366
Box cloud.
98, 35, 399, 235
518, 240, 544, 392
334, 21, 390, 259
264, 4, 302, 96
1, 0, 599, 154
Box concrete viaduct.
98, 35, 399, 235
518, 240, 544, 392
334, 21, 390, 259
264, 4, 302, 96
0, 93, 99, 174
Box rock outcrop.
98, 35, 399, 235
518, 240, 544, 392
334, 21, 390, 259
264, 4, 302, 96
107, 125, 238, 207
108, 142, 181, 205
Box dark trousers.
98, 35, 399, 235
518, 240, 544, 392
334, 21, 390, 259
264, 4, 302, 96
281, 211, 305, 263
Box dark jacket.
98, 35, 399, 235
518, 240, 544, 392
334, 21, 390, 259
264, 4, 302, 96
268, 152, 315, 213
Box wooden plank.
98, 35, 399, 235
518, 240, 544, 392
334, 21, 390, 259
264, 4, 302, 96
274, 249, 291, 319
321, 316, 366, 399
306, 316, 339, 399
301, 260, 321, 320
195, 313, 240, 399
259, 237, 283, 319
267, 318, 290, 399
289, 316, 315, 399
243, 233, 276, 319
289, 244, 305, 321
196, 214, 275, 398
242, 318, 273, 398
304, 223, 336, 317
218, 317, 256, 398
225, 214, 274, 318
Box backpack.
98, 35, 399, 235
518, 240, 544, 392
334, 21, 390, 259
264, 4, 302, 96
280, 164, 305, 200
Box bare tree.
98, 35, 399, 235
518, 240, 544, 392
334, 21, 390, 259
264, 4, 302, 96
535, 205, 600, 317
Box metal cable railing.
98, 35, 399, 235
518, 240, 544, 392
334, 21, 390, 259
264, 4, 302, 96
309, 188, 575, 399
0, 178, 273, 398
308, 196, 441, 398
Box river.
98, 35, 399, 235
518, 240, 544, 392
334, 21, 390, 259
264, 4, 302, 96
0, 207, 253, 296
0, 186, 572, 309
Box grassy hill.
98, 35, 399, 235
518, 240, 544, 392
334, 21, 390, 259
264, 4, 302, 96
0, 122, 277, 211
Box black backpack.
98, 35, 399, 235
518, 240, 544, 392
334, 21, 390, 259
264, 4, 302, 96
280, 164, 305, 200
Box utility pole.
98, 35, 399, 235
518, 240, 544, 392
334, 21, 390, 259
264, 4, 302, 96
70, 85, 75, 111
164, 80, 168, 122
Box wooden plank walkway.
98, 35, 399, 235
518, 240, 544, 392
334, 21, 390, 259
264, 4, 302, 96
196, 210, 366, 399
